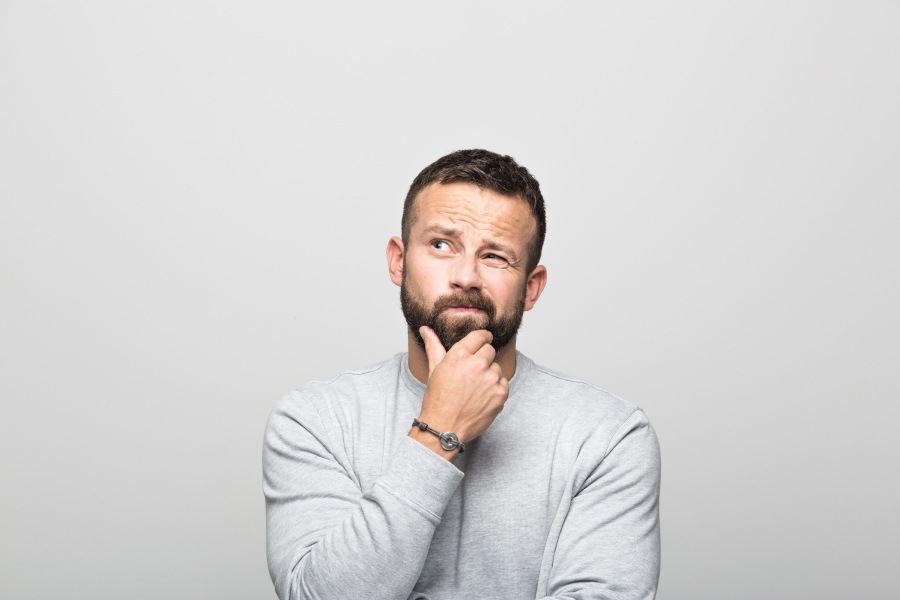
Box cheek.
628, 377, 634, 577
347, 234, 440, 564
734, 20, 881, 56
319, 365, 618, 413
482, 274, 525, 308
405, 257, 446, 296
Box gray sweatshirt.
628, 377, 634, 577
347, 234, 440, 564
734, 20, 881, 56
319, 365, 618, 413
264, 352, 660, 600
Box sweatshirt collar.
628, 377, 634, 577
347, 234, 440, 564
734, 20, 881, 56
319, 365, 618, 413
400, 350, 534, 401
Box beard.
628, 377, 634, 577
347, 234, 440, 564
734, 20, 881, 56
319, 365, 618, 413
400, 277, 526, 352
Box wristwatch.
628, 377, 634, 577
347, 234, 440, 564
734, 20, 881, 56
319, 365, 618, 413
412, 418, 466, 453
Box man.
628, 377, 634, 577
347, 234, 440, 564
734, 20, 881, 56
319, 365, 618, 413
264, 149, 661, 600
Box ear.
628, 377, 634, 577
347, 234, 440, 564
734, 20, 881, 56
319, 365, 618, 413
386, 236, 405, 287
523, 265, 547, 311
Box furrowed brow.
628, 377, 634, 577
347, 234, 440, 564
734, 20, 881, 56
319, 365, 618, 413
485, 239, 520, 263
421, 225, 521, 264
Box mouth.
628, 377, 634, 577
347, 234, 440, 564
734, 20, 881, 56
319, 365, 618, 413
445, 306, 485, 313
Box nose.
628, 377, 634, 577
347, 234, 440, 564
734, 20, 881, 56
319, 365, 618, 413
449, 254, 482, 291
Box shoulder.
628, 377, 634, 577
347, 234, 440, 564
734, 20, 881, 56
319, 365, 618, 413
289, 353, 402, 400
525, 358, 643, 422
266, 354, 404, 434
516, 355, 656, 456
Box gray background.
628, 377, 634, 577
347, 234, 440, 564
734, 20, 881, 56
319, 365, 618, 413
1, 2, 898, 599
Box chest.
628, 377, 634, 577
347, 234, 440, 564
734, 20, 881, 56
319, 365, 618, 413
414, 429, 578, 599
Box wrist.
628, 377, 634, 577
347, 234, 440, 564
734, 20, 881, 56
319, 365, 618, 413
408, 418, 465, 460
412, 418, 466, 453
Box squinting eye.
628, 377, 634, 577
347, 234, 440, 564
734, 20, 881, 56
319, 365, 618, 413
484, 253, 508, 264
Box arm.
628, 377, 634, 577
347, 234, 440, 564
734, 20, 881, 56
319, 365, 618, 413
264, 328, 508, 600
539, 410, 662, 600
263, 392, 462, 600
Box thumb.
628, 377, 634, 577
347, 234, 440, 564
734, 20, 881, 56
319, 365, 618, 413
419, 326, 446, 378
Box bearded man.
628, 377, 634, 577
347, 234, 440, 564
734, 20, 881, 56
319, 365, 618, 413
263, 149, 661, 600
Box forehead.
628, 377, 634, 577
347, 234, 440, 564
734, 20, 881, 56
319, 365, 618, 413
410, 182, 536, 244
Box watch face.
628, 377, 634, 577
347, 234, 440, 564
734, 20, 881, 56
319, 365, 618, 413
439, 432, 459, 451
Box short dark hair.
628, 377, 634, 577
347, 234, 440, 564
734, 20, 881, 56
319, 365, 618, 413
402, 149, 547, 274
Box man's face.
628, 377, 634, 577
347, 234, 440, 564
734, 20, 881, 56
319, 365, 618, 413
397, 182, 538, 352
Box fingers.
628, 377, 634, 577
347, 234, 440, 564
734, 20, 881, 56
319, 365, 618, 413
455, 329, 494, 356
419, 326, 446, 377
421, 327, 496, 379
474, 340, 497, 364
489, 361, 507, 385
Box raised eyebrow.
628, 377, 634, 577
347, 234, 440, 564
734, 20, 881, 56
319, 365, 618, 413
421, 225, 462, 240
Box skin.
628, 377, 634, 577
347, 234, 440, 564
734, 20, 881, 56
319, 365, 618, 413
386, 182, 548, 460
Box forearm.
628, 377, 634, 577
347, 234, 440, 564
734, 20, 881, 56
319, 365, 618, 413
266, 433, 462, 600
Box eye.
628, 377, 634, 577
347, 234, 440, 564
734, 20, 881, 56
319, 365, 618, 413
483, 253, 509, 267
431, 240, 450, 251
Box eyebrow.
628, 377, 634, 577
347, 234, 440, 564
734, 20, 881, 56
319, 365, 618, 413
421, 225, 521, 263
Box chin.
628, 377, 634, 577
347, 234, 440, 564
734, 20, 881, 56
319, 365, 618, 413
437, 315, 487, 333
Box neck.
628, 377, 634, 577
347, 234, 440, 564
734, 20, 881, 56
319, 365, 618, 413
407, 330, 518, 384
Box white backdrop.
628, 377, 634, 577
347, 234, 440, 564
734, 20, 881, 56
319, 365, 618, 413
1, 2, 898, 599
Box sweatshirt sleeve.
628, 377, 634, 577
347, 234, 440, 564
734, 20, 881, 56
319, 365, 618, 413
263, 389, 464, 600
539, 409, 662, 600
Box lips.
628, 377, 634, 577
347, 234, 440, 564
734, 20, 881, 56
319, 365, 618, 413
432, 292, 496, 319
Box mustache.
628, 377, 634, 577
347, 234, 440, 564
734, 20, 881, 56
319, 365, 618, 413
432, 291, 496, 317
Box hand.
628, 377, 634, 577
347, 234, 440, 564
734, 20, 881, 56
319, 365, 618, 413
412, 326, 510, 455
